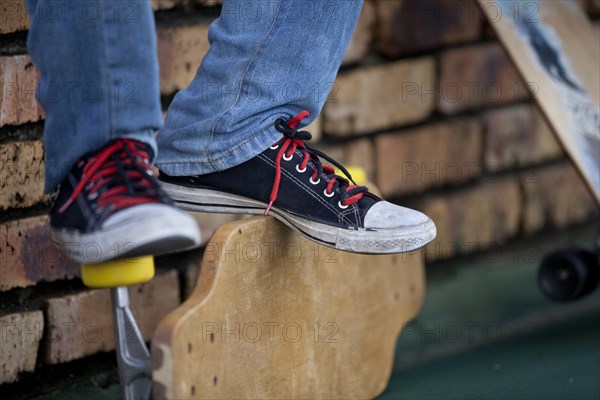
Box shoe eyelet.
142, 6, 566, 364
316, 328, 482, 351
309, 176, 320, 185
296, 164, 307, 173
324, 189, 334, 198
283, 152, 294, 161
338, 201, 348, 209
270, 144, 279, 150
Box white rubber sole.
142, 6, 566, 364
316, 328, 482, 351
52, 204, 201, 264
161, 182, 436, 254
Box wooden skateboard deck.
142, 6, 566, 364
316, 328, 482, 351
152, 216, 425, 399
479, 0, 600, 205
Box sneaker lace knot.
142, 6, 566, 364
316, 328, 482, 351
58, 139, 162, 214
265, 110, 368, 215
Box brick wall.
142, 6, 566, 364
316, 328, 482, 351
1, 0, 599, 394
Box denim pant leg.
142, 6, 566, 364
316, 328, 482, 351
25, 0, 162, 192
157, 0, 363, 176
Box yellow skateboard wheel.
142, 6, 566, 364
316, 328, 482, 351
81, 256, 155, 288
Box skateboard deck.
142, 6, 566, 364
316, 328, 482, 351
152, 216, 425, 399
479, 0, 600, 205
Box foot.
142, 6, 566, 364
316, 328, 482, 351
158, 111, 435, 254
50, 139, 201, 264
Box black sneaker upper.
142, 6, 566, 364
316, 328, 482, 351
51, 139, 173, 233
159, 111, 381, 229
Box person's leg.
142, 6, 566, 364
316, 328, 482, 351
157, 0, 361, 175
158, 0, 436, 254
26, 0, 161, 192
26, 0, 200, 263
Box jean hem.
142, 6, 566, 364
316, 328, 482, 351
44, 128, 158, 193
112, 129, 159, 162
157, 124, 283, 176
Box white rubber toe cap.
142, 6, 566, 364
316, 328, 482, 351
103, 203, 199, 235
363, 201, 432, 230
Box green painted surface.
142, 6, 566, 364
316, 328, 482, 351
382, 224, 600, 399
381, 313, 600, 400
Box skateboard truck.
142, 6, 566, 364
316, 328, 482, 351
81, 256, 155, 400
111, 286, 152, 400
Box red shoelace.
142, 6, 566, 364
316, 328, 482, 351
58, 139, 160, 214
265, 110, 368, 215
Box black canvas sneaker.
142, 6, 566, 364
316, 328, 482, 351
50, 138, 201, 264
159, 111, 436, 254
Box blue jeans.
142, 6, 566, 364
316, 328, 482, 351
26, 0, 363, 192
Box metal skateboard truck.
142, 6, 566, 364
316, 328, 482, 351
81, 257, 155, 400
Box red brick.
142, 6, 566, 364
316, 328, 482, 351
152, 0, 179, 10
0, 0, 29, 34
438, 43, 527, 114
318, 137, 376, 182
578, 0, 600, 16
323, 57, 436, 136
0, 140, 47, 210
191, 0, 223, 6
44, 271, 180, 364
484, 104, 563, 169
375, 0, 483, 57
342, 0, 375, 65
1, 216, 80, 292
0, 55, 44, 127
419, 178, 521, 261
522, 163, 598, 233
0, 311, 43, 384
303, 114, 322, 143
158, 24, 211, 94
375, 118, 482, 197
